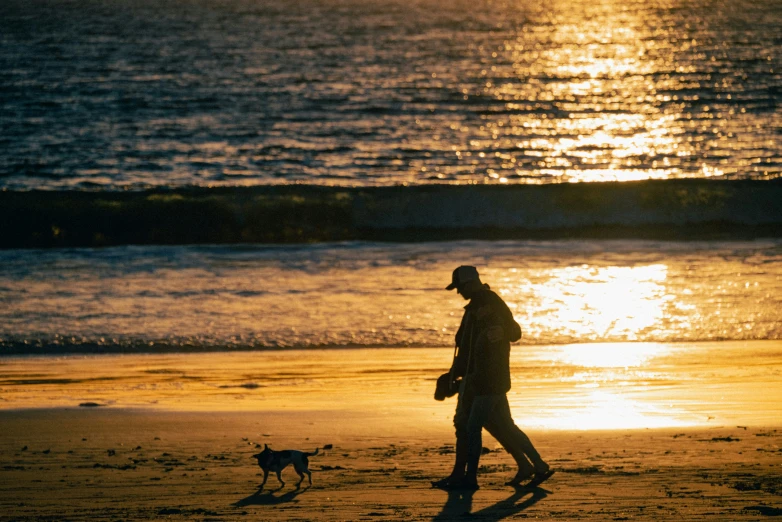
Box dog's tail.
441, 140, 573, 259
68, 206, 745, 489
306, 448, 320, 457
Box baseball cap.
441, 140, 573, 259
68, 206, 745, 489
446, 265, 480, 290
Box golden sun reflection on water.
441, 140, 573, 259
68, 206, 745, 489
507, 264, 679, 341
500, 0, 708, 183
501, 259, 696, 429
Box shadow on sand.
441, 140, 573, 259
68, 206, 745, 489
433, 485, 549, 520
234, 485, 310, 508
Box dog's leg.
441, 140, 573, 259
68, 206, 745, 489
294, 469, 305, 489
306, 469, 312, 485
275, 470, 285, 487
260, 469, 269, 490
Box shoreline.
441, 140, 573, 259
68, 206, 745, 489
1, 336, 781, 356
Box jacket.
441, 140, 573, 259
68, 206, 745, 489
450, 287, 522, 395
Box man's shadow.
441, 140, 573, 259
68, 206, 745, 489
433, 485, 548, 521
233, 485, 310, 508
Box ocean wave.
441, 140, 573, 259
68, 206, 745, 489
1, 179, 781, 248
2, 239, 780, 353
3, 334, 782, 356
0, 338, 447, 356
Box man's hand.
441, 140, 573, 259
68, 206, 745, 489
487, 325, 504, 342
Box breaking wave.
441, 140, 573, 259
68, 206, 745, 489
2, 179, 781, 248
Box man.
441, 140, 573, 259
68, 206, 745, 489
433, 265, 551, 491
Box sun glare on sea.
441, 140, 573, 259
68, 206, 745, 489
498, 0, 694, 182
504, 264, 674, 342
497, 258, 697, 429
504, 262, 693, 429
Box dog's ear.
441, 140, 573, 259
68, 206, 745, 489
264, 443, 268, 450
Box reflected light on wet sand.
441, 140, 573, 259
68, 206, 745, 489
520, 390, 693, 430
552, 342, 670, 368
509, 342, 694, 430
1, 342, 780, 431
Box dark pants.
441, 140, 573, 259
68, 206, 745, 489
453, 383, 546, 480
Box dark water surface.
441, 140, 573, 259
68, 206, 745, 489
2, 1, 781, 358
2, 240, 780, 352
1, 0, 780, 189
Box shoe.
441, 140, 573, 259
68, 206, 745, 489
431, 475, 460, 489
535, 463, 551, 475
443, 477, 479, 491
524, 468, 555, 488
505, 469, 534, 486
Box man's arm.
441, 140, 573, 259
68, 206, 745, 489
450, 312, 470, 377
483, 293, 522, 343
451, 349, 468, 378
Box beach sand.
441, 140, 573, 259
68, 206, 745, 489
0, 410, 780, 521
0, 345, 780, 520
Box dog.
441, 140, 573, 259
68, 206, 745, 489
251, 444, 319, 490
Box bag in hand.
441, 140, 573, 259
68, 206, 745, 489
434, 372, 460, 401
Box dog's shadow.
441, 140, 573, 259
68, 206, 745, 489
233, 485, 310, 508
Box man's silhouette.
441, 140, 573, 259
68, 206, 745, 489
433, 265, 551, 490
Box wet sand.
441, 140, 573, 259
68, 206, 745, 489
1, 343, 781, 427
0, 409, 780, 521
0, 343, 780, 520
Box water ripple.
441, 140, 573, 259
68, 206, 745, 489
0, 0, 779, 190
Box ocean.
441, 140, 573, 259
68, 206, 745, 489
1, 0, 780, 189
1, 240, 780, 352
1, 0, 781, 423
